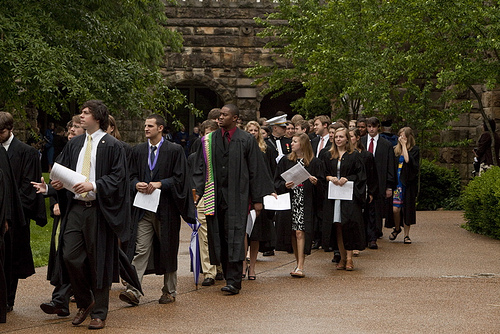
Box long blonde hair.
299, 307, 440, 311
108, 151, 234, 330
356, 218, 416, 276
245, 121, 267, 153
329, 127, 354, 160
288, 133, 314, 166
394, 127, 416, 156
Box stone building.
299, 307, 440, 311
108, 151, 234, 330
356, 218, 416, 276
163, 0, 301, 130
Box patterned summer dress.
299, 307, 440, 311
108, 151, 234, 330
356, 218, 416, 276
393, 155, 405, 208
291, 159, 305, 231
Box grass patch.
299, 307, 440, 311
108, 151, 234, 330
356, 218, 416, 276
30, 172, 53, 267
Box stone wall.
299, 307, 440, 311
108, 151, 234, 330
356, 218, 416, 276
436, 85, 500, 181
163, 0, 287, 121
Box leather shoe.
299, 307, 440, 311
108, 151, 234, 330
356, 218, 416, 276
221, 284, 240, 295
119, 290, 139, 306
158, 293, 175, 304
201, 277, 215, 286
311, 240, 320, 249
368, 241, 378, 249
332, 251, 341, 263
72, 301, 95, 326
215, 272, 224, 280
262, 250, 275, 256
40, 301, 70, 317
88, 318, 105, 330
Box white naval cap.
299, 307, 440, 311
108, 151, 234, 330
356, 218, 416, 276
266, 114, 288, 127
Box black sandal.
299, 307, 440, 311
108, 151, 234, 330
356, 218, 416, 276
389, 227, 402, 240
404, 236, 412, 244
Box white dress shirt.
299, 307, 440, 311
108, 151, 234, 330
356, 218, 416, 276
74, 129, 106, 201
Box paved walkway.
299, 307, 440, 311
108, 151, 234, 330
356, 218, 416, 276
1, 211, 499, 333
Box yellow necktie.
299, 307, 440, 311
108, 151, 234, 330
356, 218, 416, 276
81, 134, 92, 197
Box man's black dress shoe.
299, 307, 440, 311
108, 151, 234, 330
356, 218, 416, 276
368, 241, 378, 249
202, 277, 215, 286
311, 240, 320, 250
40, 301, 70, 317
221, 285, 240, 295
262, 250, 275, 256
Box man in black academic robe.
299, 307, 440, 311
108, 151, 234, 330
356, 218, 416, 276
52, 101, 130, 329
193, 104, 274, 295
263, 114, 292, 255
361, 117, 396, 249
120, 114, 188, 306
0, 147, 26, 323
0, 112, 47, 312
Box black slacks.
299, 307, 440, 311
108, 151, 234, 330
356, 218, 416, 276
62, 202, 109, 320
216, 207, 243, 290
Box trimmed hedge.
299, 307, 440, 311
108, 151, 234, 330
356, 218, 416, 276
417, 159, 461, 210
461, 166, 500, 240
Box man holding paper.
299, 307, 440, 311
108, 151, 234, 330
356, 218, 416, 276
120, 114, 188, 306
193, 104, 274, 295
51, 100, 130, 329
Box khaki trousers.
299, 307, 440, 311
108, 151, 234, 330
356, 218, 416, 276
127, 211, 177, 298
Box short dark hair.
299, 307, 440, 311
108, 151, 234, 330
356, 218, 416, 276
80, 100, 109, 131
357, 117, 367, 124
200, 119, 218, 135
223, 104, 239, 118
207, 108, 221, 120
146, 114, 166, 129
295, 120, 310, 133
366, 116, 380, 127
0, 112, 14, 131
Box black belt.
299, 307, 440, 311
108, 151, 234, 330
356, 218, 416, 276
73, 199, 96, 208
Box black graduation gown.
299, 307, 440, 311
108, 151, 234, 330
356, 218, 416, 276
128, 140, 188, 274
321, 150, 367, 251
249, 146, 275, 242
193, 128, 274, 263
0, 169, 6, 323
54, 133, 130, 289
274, 156, 325, 255
265, 137, 292, 251
5, 138, 46, 281
386, 146, 420, 227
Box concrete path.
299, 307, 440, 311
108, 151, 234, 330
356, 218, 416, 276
1, 211, 499, 333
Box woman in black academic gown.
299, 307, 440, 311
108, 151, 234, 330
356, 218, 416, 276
321, 128, 366, 271
275, 133, 325, 278
243, 121, 275, 280
389, 127, 420, 244
349, 128, 379, 257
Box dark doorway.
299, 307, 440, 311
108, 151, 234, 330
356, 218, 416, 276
259, 89, 305, 119
172, 82, 223, 132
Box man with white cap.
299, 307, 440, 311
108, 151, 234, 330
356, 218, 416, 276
262, 113, 293, 256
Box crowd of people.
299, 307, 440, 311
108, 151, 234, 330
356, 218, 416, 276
0, 101, 424, 329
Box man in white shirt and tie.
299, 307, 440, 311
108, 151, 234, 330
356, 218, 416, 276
311, 115, 331, 158
361, 117, 396, 249
51, 100, 130, 330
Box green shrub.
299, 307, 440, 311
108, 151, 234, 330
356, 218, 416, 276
460, 167, 500, 240
417, 159, 461, 210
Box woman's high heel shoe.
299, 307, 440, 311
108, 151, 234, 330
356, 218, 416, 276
346, 259, 354, 271
336, 260, 346, 270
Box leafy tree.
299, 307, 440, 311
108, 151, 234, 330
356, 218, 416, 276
249, 0, 500, 162
0, 0, 188, 122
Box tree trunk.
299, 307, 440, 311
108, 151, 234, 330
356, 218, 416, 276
468, 85, 499, 167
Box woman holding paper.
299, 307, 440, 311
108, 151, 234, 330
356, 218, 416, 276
275, 133, 325, 278
244, 121, 275, 280
389, 127, 419, 244
321, 128, 366, 271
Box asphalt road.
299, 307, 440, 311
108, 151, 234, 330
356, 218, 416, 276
1, 211, 499, 333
